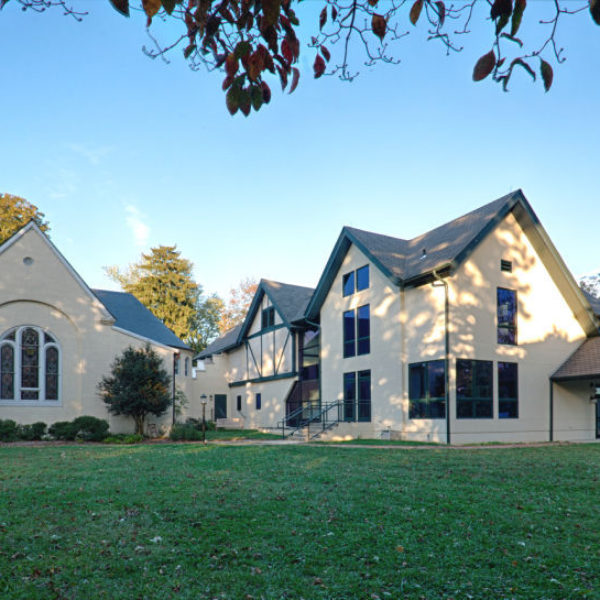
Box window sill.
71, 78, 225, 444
0, 400, 62, 407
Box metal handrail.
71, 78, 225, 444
279, 401, 342, 439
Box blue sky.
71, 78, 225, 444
1, 1, 599, 299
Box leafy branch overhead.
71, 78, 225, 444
4, 0, 600, 114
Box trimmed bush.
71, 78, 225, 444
170, 423, 204, 441
71, 416, 109, 442
0, 419, 20, 442
49, 421, 77, 441
20, 422, 47, 441
185, 418, 216, 431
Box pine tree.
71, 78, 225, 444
123, 245, 199, 340
0, 193, 49, 243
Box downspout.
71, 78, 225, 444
549, 379, 554, 442
432, 270, 450, 445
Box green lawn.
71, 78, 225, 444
1, 444, 599, 599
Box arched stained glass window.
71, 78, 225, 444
0, 326, 61, 402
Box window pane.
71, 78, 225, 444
1, 344, 14, 400
21, 327, 39, 389
457, 359, 492, 419
256, 393, 261, 410
428, 360, 445, 399
357, 305, 370, 355
356, 266, 369, 291
409, 364, 425, 401
45, 347, 59, 400
498, 362, 518, 419
358, 370, 371, 422
342, 272, 355, 297
343, 372, 356, 421
497, 288, 517, 345
409, 361, 446, 419
343, 310, 356, 358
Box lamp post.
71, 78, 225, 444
172, 351, 180, 426
200, 394, 207, 445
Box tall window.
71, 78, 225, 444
497, 288, 517, 345
356, 266, 370, 291
408, 360, 446, 419
256, 393, 262, 410
0, 326, 60, 402
456, 359, 493, 418
343, 305, 370, 358
184, 357, 189, 377
498, 362, 518, 418
342, 271, 355, 297
343, 310, 356, 358
343, 370, 371, 422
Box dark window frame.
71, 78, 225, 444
356, 304, 370, 356
343, 370, 371, 422
356, 265, 370, 292
456, 359, 493, 419
342, 272, 355, 297
236, 394, 242, 412
343, 372, 356, 421
343, 309, 356, 358
408, 360, 446, 419
342, 265, 370, 296
256, 393, 262, 410
261, 306, 275, 330
501, 259, 513, 273
498, 362, 518, 419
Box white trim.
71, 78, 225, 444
0, 221, 115, 324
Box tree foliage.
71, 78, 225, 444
108, 245, 199, 340
98, 344, 172, 435
0, 193, 49, 243
218, 277, 258, 332
4, 0, 600, 115
188, 293, 224, 352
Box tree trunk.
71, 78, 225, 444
135, 415, 145, 436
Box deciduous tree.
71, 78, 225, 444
218, 277, 258, 332
0, 193, 49, 243
98, 344, 172, 435
188, 293, 224, 353
4, 0, 599, 114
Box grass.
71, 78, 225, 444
316, 438, 440, 446
1, 444, 599, 599
206, 429, 282, 441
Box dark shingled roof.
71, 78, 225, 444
261, 279, 314, 323
196, 280, 314, 359
195, 324, 242, 359
552, 337, 600, 381
93, 289, 190, 351
345, 191, 518, 283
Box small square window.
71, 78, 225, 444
342, 272, 355, 297
501, 260, 512, 273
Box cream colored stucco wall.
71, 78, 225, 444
0, 228, 194, 435
319, 243, 403, 440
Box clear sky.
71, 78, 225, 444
1, 1, 599, 299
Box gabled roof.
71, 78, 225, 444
195, 324, 242, 360
305, 191, 599, 336
196, 279, 314, 359
0, 220, 115, 323
93, 289, 191, 351
552, 337, 600, 382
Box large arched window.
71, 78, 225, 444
0, 326, 60, 403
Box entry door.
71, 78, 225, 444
596, 401, 600, 439
215, 394, 227, 419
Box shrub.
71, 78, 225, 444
49, 421, 77, 441
0, 419, 20, 442
170, 423, 204, 441
20, 422, 47, 441
103, 433, 144, 445
185, 417, 216, 431
71, 416, 109, 442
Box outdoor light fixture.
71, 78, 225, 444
200, 394, 208, 445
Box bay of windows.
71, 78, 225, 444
0, 326, 60, 403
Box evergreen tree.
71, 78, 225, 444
122, 245, 199, 340
0, 193, 49, 243
99, 345, 172, 435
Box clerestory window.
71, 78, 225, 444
0, 326, 60, 403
